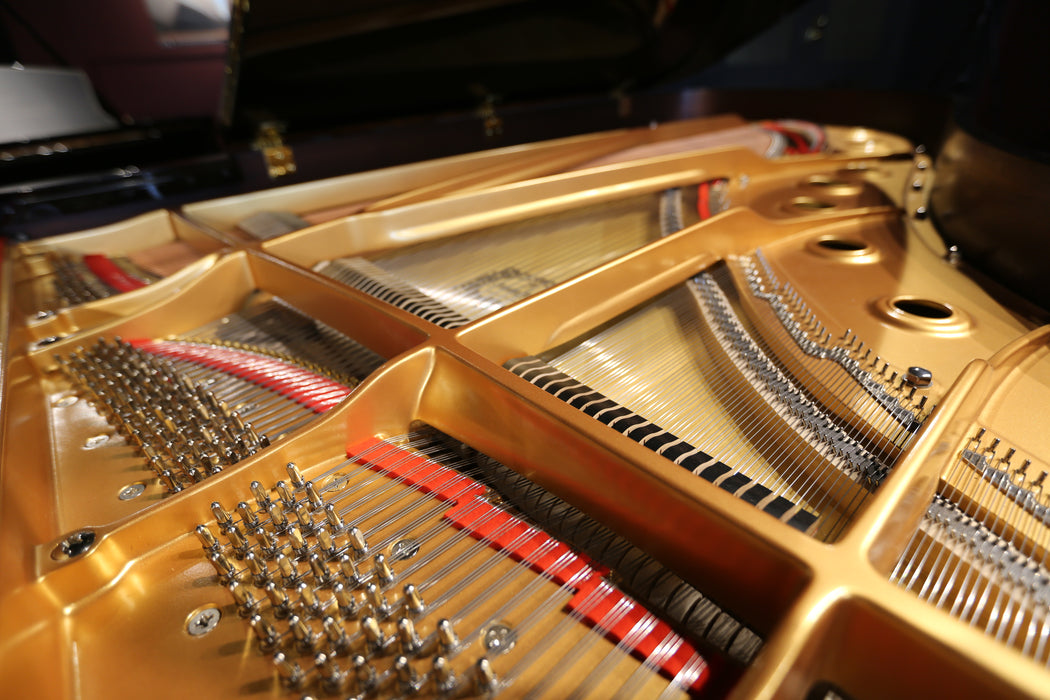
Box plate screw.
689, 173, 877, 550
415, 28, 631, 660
118, 484, 145, 500
187, 607, 221, 636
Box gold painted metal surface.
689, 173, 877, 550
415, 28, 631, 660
1, 118, 1048, 699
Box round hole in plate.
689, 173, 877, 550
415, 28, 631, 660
804, 174, 864, 197
816, 238, 867, 252
791, 196, 836, 210
891, 298, 954, 320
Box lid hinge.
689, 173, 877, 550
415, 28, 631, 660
253, 122, 297, 179
478, 96, 503, 138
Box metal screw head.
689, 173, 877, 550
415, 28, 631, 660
390, 538, 421, 562
187, 607, 222, 636
84, 434, 109, 449
481, 623, 516, 654
118, 483, 146, 501
50, 529, 96, 561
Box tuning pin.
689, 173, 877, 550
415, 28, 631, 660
286, 462, 305, 488
432, 655, 457, 694
223, 522, 248, 554
273, 651, 304, 689
394, 655, 422, 694
474, 658, 498, 694
209, 551, 238, 582
436, 618, 459, 652
286, 525, 310, 559
250, 613, 278, 650
322, 615, 351, 652
353, 655, 377, 694
297, 581, 325, 617
347, 526, 369, 558
305, 481, 324, 510
249, 481, 271, 509
315, 652, 345, 694
295, 503, 315, 533
211, 501, 233, 529
266, 501, 288, 531
245, 551, 270, 587
257, 431, 270, 448
308, 553, 332, 587
264, 582, 292, 618
236, 501, 259, 529
288, 614, 316, 653
338, 554, 361, 587
403, 584, 425, 616
275, 480, 296, 509
194, 524, 220, 553
315, 528, 337, 559
253, 527, 278, 557
397, 617, 423, 655
229, 581, 256, 616
365, 582, 391, 618
159, 469, 182, 493
360, 615, 387, 652
324, 503, 344, 533
275, 552, 298, 587
333, 582, 359, 619
373, 554, 395, 587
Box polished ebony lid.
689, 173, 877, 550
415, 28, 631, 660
222, 0, 801, 138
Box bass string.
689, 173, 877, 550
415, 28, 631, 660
370, 193, 663, 321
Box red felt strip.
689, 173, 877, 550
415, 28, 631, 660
83, 254, 148, 292
346, 437, 486, 504
569, 578, 710, 691
444, 495, 599, 587
131, 339, 351, 412
697, 181, 712, 220
345, 437, 711, 694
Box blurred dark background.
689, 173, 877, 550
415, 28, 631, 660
0, 0, 1045, 306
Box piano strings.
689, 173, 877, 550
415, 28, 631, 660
507, 252, 933, 541
54, 297, 384, 493
315, 190, 688, 328
197, 428, 755, 697
890, 430, 1050, 665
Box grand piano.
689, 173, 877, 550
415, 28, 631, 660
2, 2, 1049, 698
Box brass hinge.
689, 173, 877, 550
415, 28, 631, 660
253, 122, 297, 179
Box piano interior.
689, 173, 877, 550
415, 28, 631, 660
2, 116, 1049, 700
